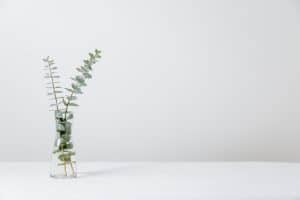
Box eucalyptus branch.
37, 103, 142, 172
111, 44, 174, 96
63, 49, 101, 120
43, 56, 63, 111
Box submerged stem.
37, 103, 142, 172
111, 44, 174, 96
63, 162, 67, 176
70, 162, 75, 175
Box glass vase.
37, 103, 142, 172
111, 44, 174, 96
50, 110, 77, 178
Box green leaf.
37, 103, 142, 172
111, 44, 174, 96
83, 72, 92, 79
48, 60, 55, 66
47, 86, 62, 89
95, 49, 101, 54
75, 75, 85, 82
62, 134, 71, 141
56, 123, 65, 132
73, 90, 82, 94
67, 96, 77, 101
46, 81, 60, 84
65, 88, 73, 93
72, 83, 82, 94
85, 64, 92, 71
66, 143, 74, 149
74, 76, 86, 86
76, 67, 83, 73
49, 97, 64, 100
45, 72, 59, 77
58, 154, 71, 162
69, 103, 79, 107
71, 83, 81, 91
52, 149, 60, 154
89, 53, 95, 59
80, 66, 89, 72
83, 59, 90, 65
58, 150, 75, 160
67, 113, 74, 120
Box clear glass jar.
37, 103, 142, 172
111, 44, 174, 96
50, 111, 77, 178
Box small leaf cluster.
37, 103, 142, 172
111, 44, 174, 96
43, 56, 64, 111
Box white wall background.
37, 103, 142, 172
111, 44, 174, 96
0, 0, 300, 161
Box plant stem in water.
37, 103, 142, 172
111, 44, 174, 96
63, 162, 67, 176
70, 161, 75, 175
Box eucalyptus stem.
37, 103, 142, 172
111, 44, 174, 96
47, 65, 59, 111
43, 57, 62, 111
64, 91, 74, 120
63, 162, 67, 176
70, 162, 75, 175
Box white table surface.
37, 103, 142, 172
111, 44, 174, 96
0, 162, 299, 200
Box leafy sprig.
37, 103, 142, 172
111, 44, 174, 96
63, 49, 101, 119
43, 56, 64, 111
